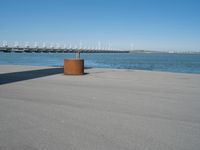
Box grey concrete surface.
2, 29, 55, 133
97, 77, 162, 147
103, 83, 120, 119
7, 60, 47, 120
0, 65, 200, 150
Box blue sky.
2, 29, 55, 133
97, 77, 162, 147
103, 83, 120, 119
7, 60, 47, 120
0, 0, 200, 51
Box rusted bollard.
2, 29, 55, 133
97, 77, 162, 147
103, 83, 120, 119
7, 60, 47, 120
64, 59, 84, 75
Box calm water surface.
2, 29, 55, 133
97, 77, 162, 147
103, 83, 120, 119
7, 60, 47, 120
0, 52, 200, 74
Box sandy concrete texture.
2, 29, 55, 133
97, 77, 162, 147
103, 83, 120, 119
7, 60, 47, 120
0, 65, 200, 150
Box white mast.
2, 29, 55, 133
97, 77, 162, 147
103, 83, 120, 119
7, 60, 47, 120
64, 43, 66, 49
56, 43, 60, 49
98, 41, 101, 50
34, 42, 38, 48
79, 41, 82, 50
69, 42, 72, 49
25, 42, 29, 48
130, 43, 134, 51
42, 42, 46, 48
14, 41, 19, 48
3, 41, 8, 47
50, 43, 54, 49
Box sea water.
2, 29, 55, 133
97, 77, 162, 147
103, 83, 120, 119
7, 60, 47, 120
0, 52, 200, 74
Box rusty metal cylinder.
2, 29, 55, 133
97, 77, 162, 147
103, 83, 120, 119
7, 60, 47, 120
64, 59, 84, 75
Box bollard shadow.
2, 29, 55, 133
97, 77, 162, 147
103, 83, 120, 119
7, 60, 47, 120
84, 67, 93, 75
0, 67, 64, 85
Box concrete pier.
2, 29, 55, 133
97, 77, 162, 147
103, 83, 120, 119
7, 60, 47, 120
0, 65, 200, 150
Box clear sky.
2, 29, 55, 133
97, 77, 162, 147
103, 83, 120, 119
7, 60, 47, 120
0, 0, 200, 51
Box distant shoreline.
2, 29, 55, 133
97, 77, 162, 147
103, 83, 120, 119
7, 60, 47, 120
129, 50, 200, 54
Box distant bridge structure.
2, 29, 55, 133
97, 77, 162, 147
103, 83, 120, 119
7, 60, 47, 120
0, 41, 130, 53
